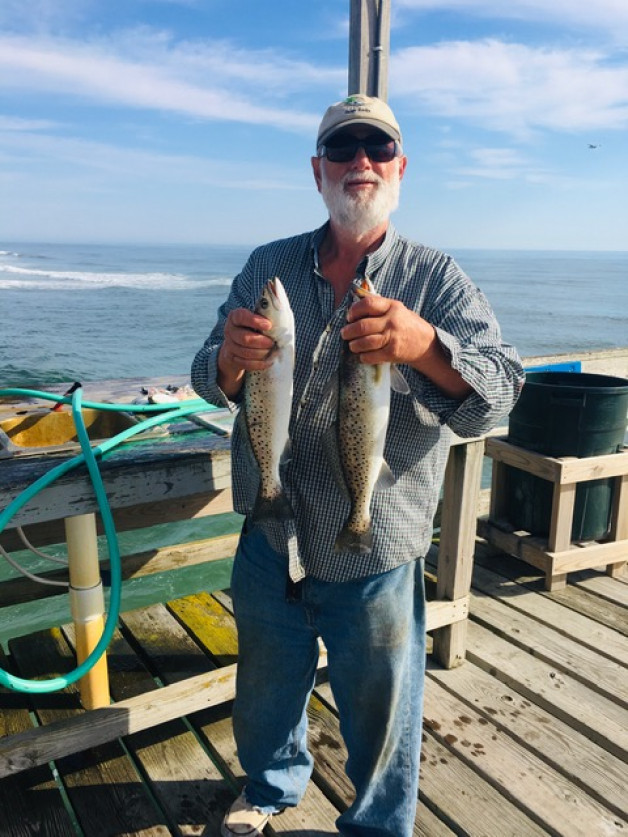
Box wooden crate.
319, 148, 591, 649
479, 438, 628, 591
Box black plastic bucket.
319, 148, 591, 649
505, 371, 628, 541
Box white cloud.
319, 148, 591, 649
392, 40, 628, 135
0, 127, 309, 191
394, 0, 628, 39
0, 0, 94, 32
0, 115, 57, 131
0, 31, 340, 132
449, 146, 554, 183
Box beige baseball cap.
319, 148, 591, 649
317, 94, 402, 147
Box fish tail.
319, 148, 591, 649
251, 490, 294, 522
334, 524, 373, 555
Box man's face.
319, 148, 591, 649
312, 127, 407, 235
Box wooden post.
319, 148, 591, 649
64, 513, 110, 709
433, 439, 485, 668
348, 0, 390, 99
607, 472, 627, 580
546, 481, 577, 591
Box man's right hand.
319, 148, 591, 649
217, 308, 275, 398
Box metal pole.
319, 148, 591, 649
348, 0, 391, 100
65, 513, 110, 709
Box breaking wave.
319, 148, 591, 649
0, 263, 232, 291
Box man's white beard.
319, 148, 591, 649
320, 170, 400, 236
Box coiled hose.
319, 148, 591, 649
0, 386, 216, 693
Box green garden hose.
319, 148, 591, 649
0, 386, 217, 693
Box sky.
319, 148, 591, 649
1, 0, 627, 250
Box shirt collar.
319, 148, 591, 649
311, 221, 399, 281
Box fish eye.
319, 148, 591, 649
260, 298, 269, 309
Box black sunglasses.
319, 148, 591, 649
317, 136, 401, 164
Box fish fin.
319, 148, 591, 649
251, 490, 294, 522
374, 459, 396, 492
334, 525, 373, 555
322, 423, 350, 499
390, 364, 411, 394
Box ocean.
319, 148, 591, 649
1, 241, 627, 646
2, 242, 627, 387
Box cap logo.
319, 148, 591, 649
341, 95, 371, 113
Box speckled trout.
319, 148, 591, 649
334, 277, 409, 554
244, 277, 295, 521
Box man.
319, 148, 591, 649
192, 94, 523, 837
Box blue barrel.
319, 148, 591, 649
505, 371, 628, 541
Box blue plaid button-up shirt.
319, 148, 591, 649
192, 223, 523, 582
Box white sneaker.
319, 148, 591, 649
221, 791, 274, 837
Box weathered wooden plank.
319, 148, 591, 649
551, 539, 628, 574
472, 543, 628, 636
467, 590, 627, 708
9, 628, 169, 835
467, 560, 628, 667
429, 548, 628, 668
0, 531, 239, 609
420, 731, 548, 836
0, 649, 76, 837
479, 516, 628, 589
425, 597, 469, 632
555, 449, 628, 483
485, 439, 628, 484
474, 566, 628, 666
485, 438, 564, 481
0, 664, 238, 778
63, 618, 233, 837
609, 473, 628, 542
548, 480, 576, 553
0, 435, 231, 528
427, 659, 628, 820
167, 591, 239, 667
1, 534, 237, 615
572, 570, 628, 607
465, 621, 628, 760
318, 677, 540, 836
423, 678, 624, 836
540, 581, 628, 633
477, 518, 553, 572
0, 488, 234, 552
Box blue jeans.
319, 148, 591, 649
230, 524, 426, 837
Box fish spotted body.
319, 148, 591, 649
244, 277, 295, 520
334, 277, 409, 554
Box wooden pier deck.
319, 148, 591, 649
1, 541, 626, 837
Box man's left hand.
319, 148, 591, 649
341, 293, 436, 367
